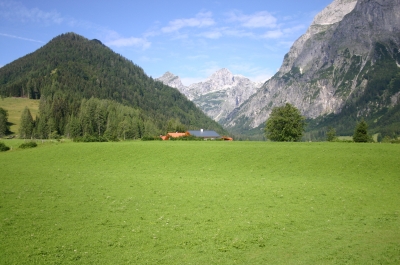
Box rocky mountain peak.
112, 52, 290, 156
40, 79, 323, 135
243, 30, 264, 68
209, 68, 235, 86
223, 0, 400, 139
279, 0, 358, 74
312, 0, 358, 26
157, 71, 186, 91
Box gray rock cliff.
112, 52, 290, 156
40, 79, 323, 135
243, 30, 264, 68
223, 0, 400, 133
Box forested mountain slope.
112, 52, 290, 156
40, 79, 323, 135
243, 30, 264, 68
0, 33, 226, 138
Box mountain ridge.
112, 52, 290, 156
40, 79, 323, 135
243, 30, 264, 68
157, 68, 263, 122
223, 0, 400, 139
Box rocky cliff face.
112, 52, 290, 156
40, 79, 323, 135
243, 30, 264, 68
223, 0, 400, 135
157, 68, 262, 122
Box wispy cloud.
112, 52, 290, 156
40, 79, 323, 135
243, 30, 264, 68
162, 12, 215, 33
229, 63, 273, 83
261, 30, 283, 39
197, 30, 222, 39
0, 32, 45, 43
0, 0, 63, 24
106, 36, 151, 50
227, 11, 277, 29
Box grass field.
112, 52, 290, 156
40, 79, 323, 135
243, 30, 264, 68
0, 97, 40, 134
0, 140, 399, 264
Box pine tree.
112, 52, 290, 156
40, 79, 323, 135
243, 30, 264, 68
326, 127, 337, 142
19, 107, 34, 139
0, 107, 9, 137
353, 119, 371, 142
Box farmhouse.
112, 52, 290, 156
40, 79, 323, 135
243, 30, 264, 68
160, 129, 233, 141
160, 132, 189, 140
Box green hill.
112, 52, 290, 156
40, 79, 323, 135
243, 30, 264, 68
0, 32, 226, 139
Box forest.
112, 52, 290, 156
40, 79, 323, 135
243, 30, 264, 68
0, 33, 226, 140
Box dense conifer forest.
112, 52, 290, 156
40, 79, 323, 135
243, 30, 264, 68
0, 33, 226, 139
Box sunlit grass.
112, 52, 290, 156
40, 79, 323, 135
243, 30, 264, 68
0, 97, 39, 134
1, 141, 399, 264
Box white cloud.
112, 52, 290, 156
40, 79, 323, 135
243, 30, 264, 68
162, 12, 215, 33
227, 11, 277, 29
197, 30, 222, 39
0, 32, 45, 43
262, 30, 284, 39
223, 29, 255, 38
106, 37, 151, 49
0, 1, 63, 24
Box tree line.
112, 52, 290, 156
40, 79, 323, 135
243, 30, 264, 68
264, 103, 377, 143
18, 96, 188, 141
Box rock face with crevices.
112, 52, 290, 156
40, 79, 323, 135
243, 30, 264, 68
222, 0, 400, 136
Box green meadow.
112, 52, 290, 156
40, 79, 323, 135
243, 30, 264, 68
0, 97, 39, 134
1, 141, 399, 264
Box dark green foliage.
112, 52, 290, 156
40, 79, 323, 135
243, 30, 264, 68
326, 127, 337, 142
73, 135, 108, 142
19, 141, 37, 149
141, 136, 162, 141
353, 119, 371, 143
0, 33, 225, 137
0, 142, 10, 151
0, 107, 10, 137
19, 106, 34, 139
265, 103, 306, 142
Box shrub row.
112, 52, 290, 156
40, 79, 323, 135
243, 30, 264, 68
19, 142, 37, 149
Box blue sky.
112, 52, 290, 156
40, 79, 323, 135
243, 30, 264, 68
0, 0, 333, 85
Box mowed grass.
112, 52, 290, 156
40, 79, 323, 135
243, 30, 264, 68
0, 97, 40, 134
0, 141, 399, 264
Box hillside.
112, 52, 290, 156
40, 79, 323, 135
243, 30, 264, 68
0, 33, 226, 138
223, 0, 400, 140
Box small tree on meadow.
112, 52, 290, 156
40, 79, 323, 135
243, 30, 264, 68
265, 103, 306, 142
0, 107, 10, 137
326, 126, 337, 142
353, 119, 371, 142
19, 107, 34, 139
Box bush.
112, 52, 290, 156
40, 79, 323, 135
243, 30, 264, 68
0, 142, 10, 151
141, 136, 162, 141
19, 141, 38, 149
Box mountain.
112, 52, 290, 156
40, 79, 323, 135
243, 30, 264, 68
157, 68, 262, 122
223, 0, 400, 140
0, 33, 226, 138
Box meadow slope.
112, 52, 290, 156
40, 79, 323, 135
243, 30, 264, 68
0, 141, 399, 264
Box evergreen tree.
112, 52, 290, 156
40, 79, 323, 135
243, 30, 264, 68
66, 114, 82, 138
353, 119, 371, 142
19, 106, 34, 139
0, 107, 10, 137
326, 127, 337, 142
265, 103, 306, 142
